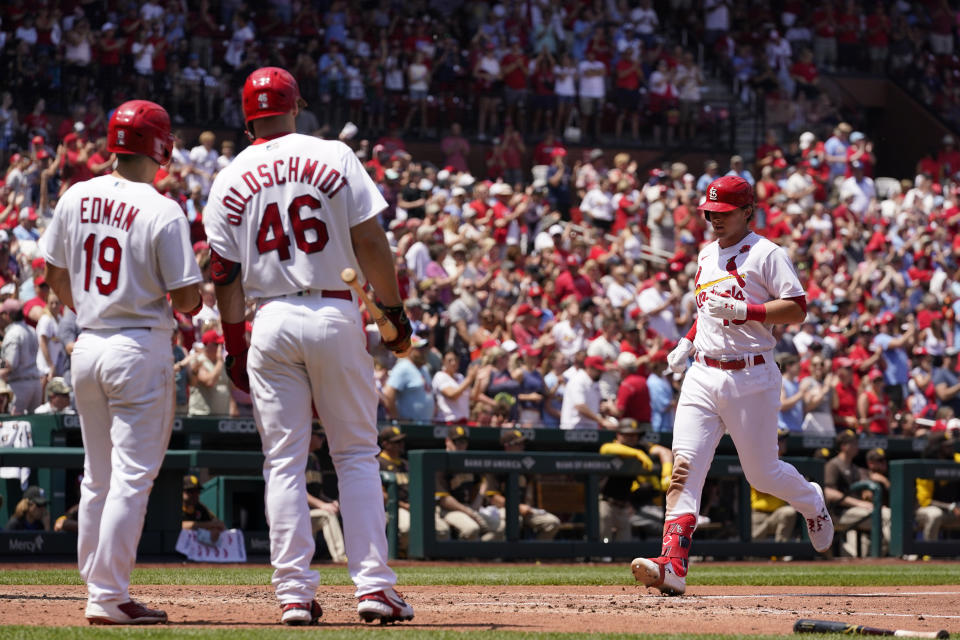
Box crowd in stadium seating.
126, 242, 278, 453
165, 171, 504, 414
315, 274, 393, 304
4, 1, 960, 441
6, 111, 960, 443
1, 0, 956, 149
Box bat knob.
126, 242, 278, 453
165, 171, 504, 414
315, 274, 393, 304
340, 268, 357, 285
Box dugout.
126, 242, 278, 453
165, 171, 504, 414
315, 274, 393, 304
1, 415, 956, 559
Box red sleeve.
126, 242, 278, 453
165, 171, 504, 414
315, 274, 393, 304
684, 318, 697, 341
787, 295, 807, 314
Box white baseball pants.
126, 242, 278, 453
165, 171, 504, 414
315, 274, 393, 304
72, 329, 174, 605
669, 359, 823, 521
249, 294, 395, 603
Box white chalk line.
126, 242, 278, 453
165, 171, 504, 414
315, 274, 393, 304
456, 590, 960, 621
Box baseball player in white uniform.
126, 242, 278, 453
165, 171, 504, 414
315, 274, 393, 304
40, 100, 203, 624
203, 67, 414, 626
631, 176, 834, 595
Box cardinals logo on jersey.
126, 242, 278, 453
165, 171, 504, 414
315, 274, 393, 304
724, 244, 750, 288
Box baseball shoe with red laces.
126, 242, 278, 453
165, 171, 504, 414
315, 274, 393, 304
280, 600, 323, 625
357, 588, 414, 624
86, 600, 168, 625
806, 482, 835, 553
631, 557, 687, 596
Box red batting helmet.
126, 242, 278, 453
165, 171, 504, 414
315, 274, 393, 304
242, 67, 306, 127
107, 100, 174, 165
700, 176, 754, 213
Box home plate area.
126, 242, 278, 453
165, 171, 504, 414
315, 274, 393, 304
0, 584, 956, 635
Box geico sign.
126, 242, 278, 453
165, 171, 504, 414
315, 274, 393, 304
65, 415, 182, 431
563, 430, 599, 443
218, 420, 259, 434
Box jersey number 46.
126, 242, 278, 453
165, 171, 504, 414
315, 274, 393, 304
256, 195, 329, 259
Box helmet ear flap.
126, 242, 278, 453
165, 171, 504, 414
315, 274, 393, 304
160, 134, 174, 165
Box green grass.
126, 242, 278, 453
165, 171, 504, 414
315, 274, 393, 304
0, 630, 876, 640
1, 563, 958, 587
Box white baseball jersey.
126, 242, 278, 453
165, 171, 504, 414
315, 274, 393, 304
204, 134, 385, 298
39, 175, 203, 331
691, 231, 803, 356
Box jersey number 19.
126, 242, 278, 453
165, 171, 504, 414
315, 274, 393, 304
82, 233, 122, 295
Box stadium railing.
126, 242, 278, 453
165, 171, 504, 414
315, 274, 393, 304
890, 460, 960, 558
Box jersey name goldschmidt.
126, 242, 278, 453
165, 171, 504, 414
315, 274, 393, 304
203, 134, 386, 299
40, 175, 202, 331
692, 232, 804, 356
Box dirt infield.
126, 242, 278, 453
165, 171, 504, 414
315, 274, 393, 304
1, 574, 957, 635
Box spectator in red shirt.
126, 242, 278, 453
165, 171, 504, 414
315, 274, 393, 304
755, 165, 780, 204
835, 1, 862, 72
832, 358, 860, 432
858, 369, 891, 434
86, 138, 114, 177
845, 132, 875, 178
500, 123, 526, 186
615, 351, 651, 424
789, 49, 820, 102
83, 101, 108, 141
440, 123, 470, 174
23, 275, 49, 328
485, 141, 507, 181
529, 50, 557, 136
755, 129, 783, 170
759, 202, 792, 242
56, 104, 86, 141
22, 99, 51, 139
917, 148, 942, 181
375, 126, 407, 157
501, 41, 529, 133
848, 324, 884, 383
58, 133, 94, 196
865, 3, 890, 75
812, 3, 837, 70
96, 23, 126, 89
490, 182, 522, 245
614, 45, 643, 141
533, 130, 564, 167
510, 303, 544, 348
554, 255, 594, 304
938, 134, 960, 180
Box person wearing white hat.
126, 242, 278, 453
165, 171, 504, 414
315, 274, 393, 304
532, 220, 563, 254
489, 182, 522, 246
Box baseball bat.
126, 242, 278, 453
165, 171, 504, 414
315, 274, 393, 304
794, 619, 949, 639
340, 268, 399, 342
